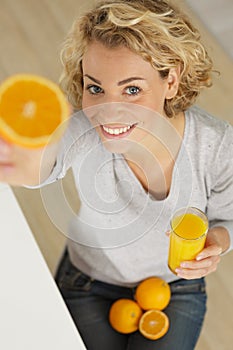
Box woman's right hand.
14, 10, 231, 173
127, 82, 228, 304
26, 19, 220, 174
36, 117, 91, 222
0, 137, 58, 186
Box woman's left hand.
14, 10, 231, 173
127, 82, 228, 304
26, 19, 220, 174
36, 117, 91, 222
175, 227, 230, 279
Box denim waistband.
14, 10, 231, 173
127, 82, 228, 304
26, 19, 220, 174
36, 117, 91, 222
56, 249, 206, 295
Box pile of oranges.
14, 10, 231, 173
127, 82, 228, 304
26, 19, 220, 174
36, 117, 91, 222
109, 276, 171, 340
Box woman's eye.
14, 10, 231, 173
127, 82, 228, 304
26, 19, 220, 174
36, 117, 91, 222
87, 85, 103, 95
125, 86, 141, 95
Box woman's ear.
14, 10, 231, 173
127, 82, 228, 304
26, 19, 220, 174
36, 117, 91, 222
165, 67, 180, 100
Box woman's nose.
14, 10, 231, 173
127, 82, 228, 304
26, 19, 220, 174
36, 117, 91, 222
93, 101, 137, 126
101, 92, 122, 105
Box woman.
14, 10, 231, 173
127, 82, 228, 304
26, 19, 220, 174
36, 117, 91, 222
1, 0, 233, 349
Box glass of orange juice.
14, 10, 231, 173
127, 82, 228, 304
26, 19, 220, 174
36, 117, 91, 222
168, 207, 209, 274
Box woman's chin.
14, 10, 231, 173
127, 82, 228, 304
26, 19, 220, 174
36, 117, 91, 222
101, 138, 133, 154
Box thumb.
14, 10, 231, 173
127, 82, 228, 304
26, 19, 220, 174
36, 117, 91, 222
196, 244, 222, 261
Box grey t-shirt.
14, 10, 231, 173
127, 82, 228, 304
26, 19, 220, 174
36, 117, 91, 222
38, 106, 233, 286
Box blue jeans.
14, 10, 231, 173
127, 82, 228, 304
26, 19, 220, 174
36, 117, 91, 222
55, 250, 207, 350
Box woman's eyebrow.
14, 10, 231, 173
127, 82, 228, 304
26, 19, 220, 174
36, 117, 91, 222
84, 74, 101, 85
118, 77, 145, 86
84, 74, 145, 86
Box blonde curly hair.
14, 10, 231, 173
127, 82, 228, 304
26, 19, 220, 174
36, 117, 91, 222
60, 0, 213, 117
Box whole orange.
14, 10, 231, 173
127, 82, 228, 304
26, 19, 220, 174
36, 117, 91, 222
135, 277, 171, 310
109, 298, 143, 334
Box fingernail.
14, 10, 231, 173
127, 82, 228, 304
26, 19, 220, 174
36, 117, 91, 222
180, 262, 188, 268
196, 255, 204, 261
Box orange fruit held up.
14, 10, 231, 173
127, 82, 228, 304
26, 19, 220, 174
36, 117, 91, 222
139, 309, 169, 340
0, 74, 70, 148
135, 277, 171, 310
109, 298, 143, 334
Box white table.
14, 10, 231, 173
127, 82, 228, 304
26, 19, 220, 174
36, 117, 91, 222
0, 184, 86, 350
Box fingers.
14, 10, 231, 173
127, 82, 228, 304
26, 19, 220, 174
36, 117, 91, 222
175, 262, 220, 280
176, 255, 220, 276
196, 245, 222, 261
0, 138, 14, 182
0, 138, 12, 158
175, 244, 222, 279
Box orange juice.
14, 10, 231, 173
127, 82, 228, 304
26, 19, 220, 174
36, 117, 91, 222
168, 208, 208, 274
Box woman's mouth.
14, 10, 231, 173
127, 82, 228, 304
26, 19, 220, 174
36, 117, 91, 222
100, 123, 137, 139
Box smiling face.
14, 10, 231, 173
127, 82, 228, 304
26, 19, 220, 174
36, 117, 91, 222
82, 41, 179, 154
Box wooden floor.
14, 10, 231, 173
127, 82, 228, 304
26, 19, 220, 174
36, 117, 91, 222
1, 1, 233, 349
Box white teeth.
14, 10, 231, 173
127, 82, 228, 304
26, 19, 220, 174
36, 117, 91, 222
103, 124, 133, 135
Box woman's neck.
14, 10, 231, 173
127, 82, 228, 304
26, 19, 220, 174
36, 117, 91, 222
124, 112, 185, 169
123, 111, 185, 199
